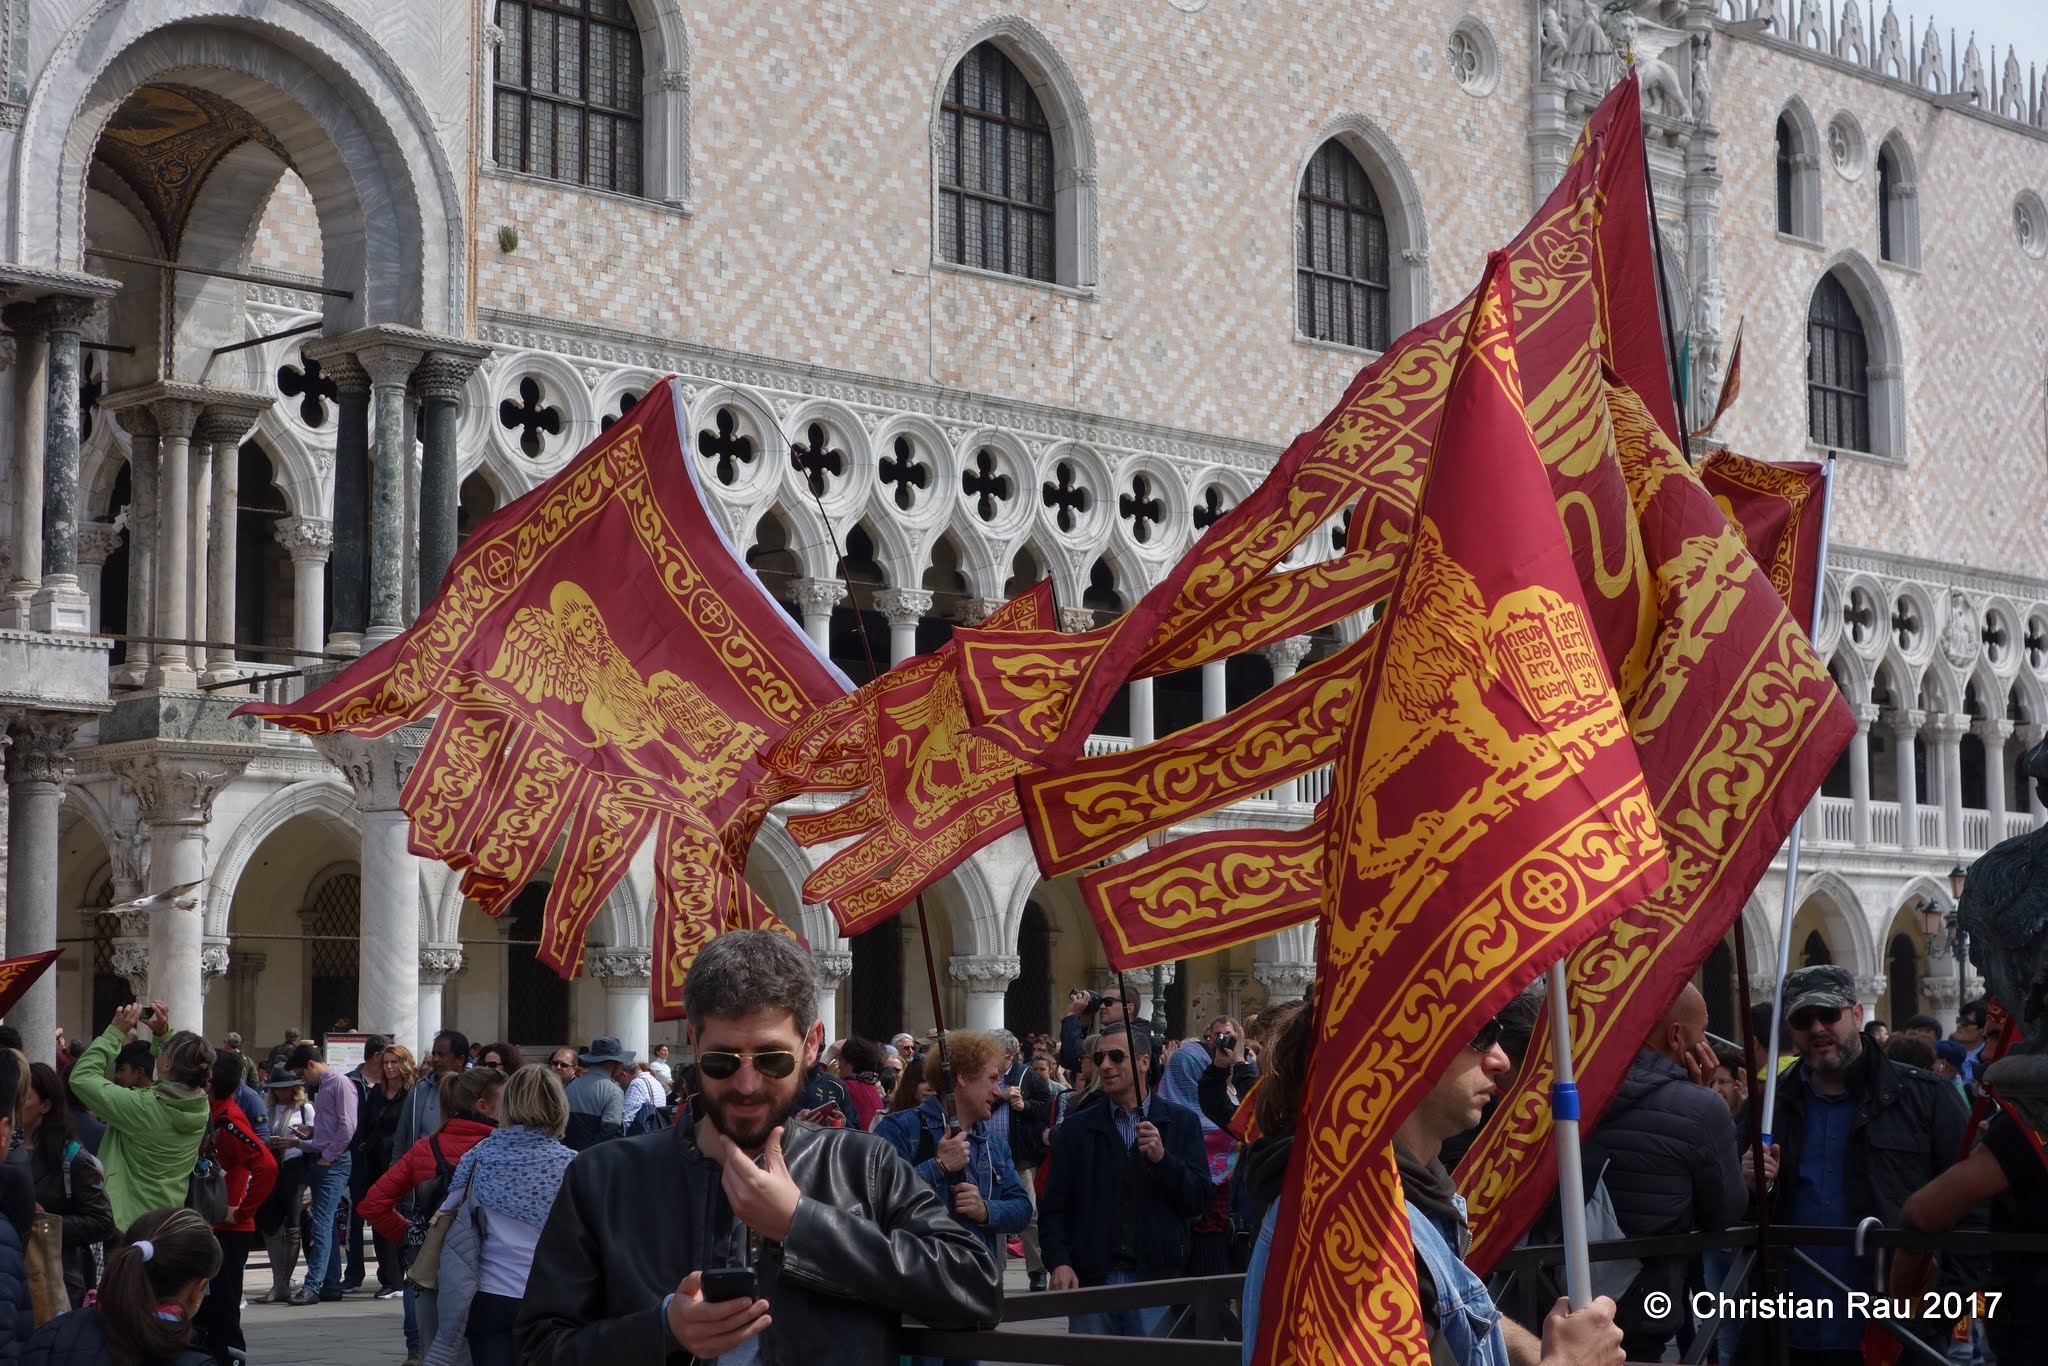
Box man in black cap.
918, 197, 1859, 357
564, 1035, 632, 1151
1737, 965, 1972, 1366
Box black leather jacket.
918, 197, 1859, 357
515, 1120, 1001, 1366
1765, 1042, 1969, 1227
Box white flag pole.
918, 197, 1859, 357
1547, 960, 1594, 1309
1758, 452, 1837, 1150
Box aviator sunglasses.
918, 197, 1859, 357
697, 1049, 800, 1081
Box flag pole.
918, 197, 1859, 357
1546, 961, 1594, 1310
1758, 453, 1838, 1151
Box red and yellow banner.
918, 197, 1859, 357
1699, 447, 1828, 629
236, 383, 849, 1016
0, 950, 61, 1019
954, 74, 1675, 774
1254, 257, 1668, 1366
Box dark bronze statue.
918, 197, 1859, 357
1959, 738, 2048, 1132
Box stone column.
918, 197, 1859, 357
149, 399, 203, 689
3, 304, 47, 620
274, 518, 333, 664
1854, 974, 1887, 1018
417, 945, 465, 1057
413, 352, 483, 603
1977, 717, 2012, 847
1221, 970, 1248, 1023
1261, 636, 1314, 804
1930, 712, 1967, 855
35, 297, 101, 633
1850, 704, 1875, 846
1890, 709, 1923, 851
811, 948, 853, 1039
5, 719, 78, 1063
74, 523, 123, 634
1201, 661, 1226, 721
112, 408, 158, 686
184, 417, 210, 675
1128, 676, 1154, 746
109, 752, 248, 1031
589, 947, 653, 1064
2025, 725, 2048, 822
357, 347, 418, 647
323, 355, 371, 655
874, 589, 932, 667
792, 579, 845, 653
948, 954, 1020, 1031
1135, 962, 1176, 1032
196, 406, 262, 684
313, 730, 424, 1051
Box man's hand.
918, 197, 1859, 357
1049, 1265, 1079, 1290
667, 1270, 771, 1357
951, 1182, 988, 1223
145, 1001, 170, 1038
1539, 1294, 1623, 1366
111, 1003, 142, 1036
1740, 1141, 1780, 1191
1006, 1087, 1025, 1112
935, 1127, 970, 1176
1067, 990, 1092, 1018
1134, 1120, 1164, 1163
1681, 1039, 1718, 1086
708, 1126, 801, 1243
1208, 1033, 1241, 1069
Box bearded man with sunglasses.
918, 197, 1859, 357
1040, 1020, 1211, 1336
1736, 964, 1973, 1366
518, 930, 1000, 1365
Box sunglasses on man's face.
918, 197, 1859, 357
1099, 998, 1123, 1008
1467, 1018, 1505, 1055
549, 1060, 576, 1071
1092, 1048, 1130, 1066
1790, 1006, 1844, 1031
697, 1049, 800, 1081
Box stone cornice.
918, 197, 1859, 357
1831, 544, 2048, 604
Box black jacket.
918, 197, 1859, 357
26, 1143, 114, 1311
1039, 1094, 1211, 1285
1582, 1048, 1746, 1336
1002, 1063, 1053, 1168
1196, 1056, 1258, 1130
23, 1308, 209, 1366
1058, 1012, 1089, 1076
1764, 1041, 1970, 1229
516, 1120, 1000, 1366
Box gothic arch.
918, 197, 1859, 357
1297, 113, 1434, 335
745, 816, 838, 948
1775, 96, 1823, 240
205, 778, 359, 938
932, 15, 1099, 288
924, 852, 1004, 958
1874, 130, 1920, 268
1792, 868, 1877, 977
595, 878, 647, 952
21, 1, 463, 331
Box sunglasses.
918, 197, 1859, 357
1099, 998, 1123, 1007
549, 1060, 576, 1071
1790, 1006, 1844, 1030
1091, 1048, 1130, 1066
697, 1050, 800, 1081
1468, 1018, 1505, 1054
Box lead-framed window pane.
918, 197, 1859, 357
492, 0, 644, 195
1806, 274, 1871, 451
935, 42, 1056, 283
1297, 140, 1390, 350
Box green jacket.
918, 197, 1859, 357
68, 1025, 209, 1231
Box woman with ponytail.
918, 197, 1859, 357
22, 1208, 219, 1366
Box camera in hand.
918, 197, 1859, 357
700, 1266, 757, 1302
1215, 1033, 1237, 1053
138, 1006, 154, 1022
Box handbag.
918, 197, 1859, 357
23, 1213, 65, 1324
403, 1135, 454, 1261
405, 1160, 476, 1291
185, 1120, 230, 1226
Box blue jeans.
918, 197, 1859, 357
1069, 1269, 1169, 1337
303, 1154, 352, 1291
402, 1281, 421, 1353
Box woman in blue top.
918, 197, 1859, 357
423, 1066, 576, 1366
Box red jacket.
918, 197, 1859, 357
209, 1098, 277, 1234
360, 1118, 495, 1244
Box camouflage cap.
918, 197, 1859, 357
1782, 964, 1858, 1020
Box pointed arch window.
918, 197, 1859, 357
1807, 273, 1870, 452
1777, 116, 1796, 234
493, 0, 645, 195
1877, 138, 1919, 267
1775, 109, 1821, 240
936, 44, 1056, 282
1297, 140, 1391, 352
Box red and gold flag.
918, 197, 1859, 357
0, 950, 61, 1018
237, 383, 849, 1015
1254, 258, 1668, 1366
1691, 317, 1744, 438
1458, 383, 1854, 1273
955, 74, 1675, 775
1699, 446, 1828, 629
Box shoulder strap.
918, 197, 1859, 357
430, 1133, 452, 1178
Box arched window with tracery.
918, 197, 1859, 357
305, 870, 362, 1037
493, 0, 645, 194
935, 43, 1056, 282
1297, 140, 1391, 352
1807, 273, 1870, 452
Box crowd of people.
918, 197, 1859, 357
0, 947, 2029, 1366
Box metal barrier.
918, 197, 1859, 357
900, 1273, 1244, 1364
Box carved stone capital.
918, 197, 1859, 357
948, 954, 1022, 989
589, 947, 654, 987
111, 751, 246, 824
419, 944, 466, 985
33, 294, 100, 335
112, 405, 160, 440
149, 399, 203, 442
812, 949, 854, 983
791, 578, 846, 619
1926, 712, 1971, 743
354, 343, 425, 391
957, 597, 1005, 627
75, 522, 124, 568
5, 718, 78, 787
1919, 974, 1962, 1010
414, 352, 483, 404
659, 67, 689, 92
312, 728, 426, 811
1251, 961, 1316, 1000
1058, 606, 1098, 634
109, 944, 151, 997
200, 940, 231, 994
194, 402, 270, 448
274, 516, 335, 563
1260, 635, 1314, 676
1854, 974, 1888, 1003
873, 589, 933, 629
315, 352, 370, 394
